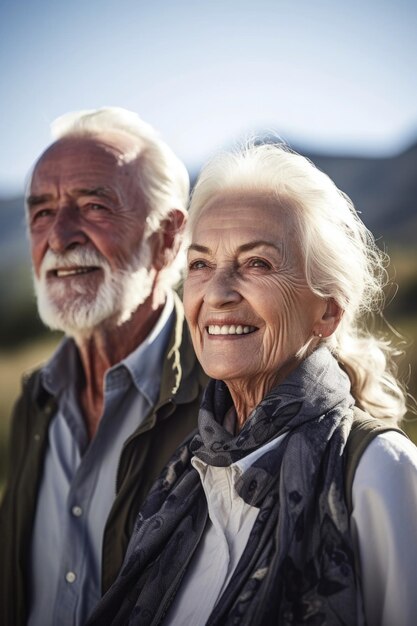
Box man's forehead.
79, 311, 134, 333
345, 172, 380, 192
29, 136, 145, 199
34, 131, 143, 171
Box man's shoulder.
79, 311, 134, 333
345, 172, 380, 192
11, 360, 57, 426
19, 365, 44, 396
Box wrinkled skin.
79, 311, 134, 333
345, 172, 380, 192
183, 192, 341, 426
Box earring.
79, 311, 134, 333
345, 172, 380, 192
314, 331, 323, 338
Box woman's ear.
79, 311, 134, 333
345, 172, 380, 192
150, 209, 187, 271
315, 298, 343, 338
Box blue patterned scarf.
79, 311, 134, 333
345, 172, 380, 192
87, 347, 363, 625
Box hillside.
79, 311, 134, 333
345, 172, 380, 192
303, 143, 417, 243
1, 141, 416, 348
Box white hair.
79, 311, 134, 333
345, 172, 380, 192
50, 106, 190, 287
188, 142, 409, 424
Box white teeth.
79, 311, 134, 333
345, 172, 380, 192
55, 268, 92, 277
208, 324, 256, 335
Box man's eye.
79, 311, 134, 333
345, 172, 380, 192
31, 208, 53, 223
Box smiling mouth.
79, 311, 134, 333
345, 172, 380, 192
49, 267, 101, 278
207, 324, 257, 336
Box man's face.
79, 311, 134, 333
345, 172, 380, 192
27, 133, 155, 335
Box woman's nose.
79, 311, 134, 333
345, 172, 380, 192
204, 267, 242, 308
48, 206, 88, 254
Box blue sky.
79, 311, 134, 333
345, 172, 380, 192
1, 0, 416, 195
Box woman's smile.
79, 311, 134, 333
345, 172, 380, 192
206, 324, 258, 336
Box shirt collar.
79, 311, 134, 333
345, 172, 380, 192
191, 430, 288, 487
116, 291, 174, 405
41, 338, 81, 397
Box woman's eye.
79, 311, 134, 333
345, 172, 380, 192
188, 259, 208, 270
249, 258, 271, 269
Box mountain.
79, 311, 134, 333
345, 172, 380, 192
0, 141, 416, 347
2, 141, 417, 263
301, 142, 417, 244
0, 196, 30, 265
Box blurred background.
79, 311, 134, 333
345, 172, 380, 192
1, 0, 416, 484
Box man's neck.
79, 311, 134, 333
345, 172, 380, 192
75, 291, 166, 439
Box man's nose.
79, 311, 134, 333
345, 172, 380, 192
204, 267, 242, 308
48, 206, 88, 253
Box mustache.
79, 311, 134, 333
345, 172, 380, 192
40, 248, 109, 275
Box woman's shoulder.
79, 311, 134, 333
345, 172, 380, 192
351, 430, 417, 626
352, 429, 417, 505
356, 429, 417, 474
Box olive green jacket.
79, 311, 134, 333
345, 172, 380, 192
0, 295, 207, 626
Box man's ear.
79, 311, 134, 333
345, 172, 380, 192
315, 298, 343, 338
150, 209, 187, 271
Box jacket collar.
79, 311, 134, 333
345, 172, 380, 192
154, 292, 207, 417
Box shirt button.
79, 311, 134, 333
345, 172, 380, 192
65, 571, 76, 584
71, 505, 83, 517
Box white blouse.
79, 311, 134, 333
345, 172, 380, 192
165, 431, 417, 626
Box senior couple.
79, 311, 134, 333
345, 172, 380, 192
1, 107, 417, 626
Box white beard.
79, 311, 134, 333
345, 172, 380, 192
34, 244, 154, 338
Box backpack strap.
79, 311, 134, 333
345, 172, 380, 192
344, 406, 407, 515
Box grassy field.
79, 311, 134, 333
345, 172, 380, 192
1, 316, 416, 488
0, 335, 60, 483
1, 244, 416, 486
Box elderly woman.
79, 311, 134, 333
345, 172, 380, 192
88, 143, 417, 626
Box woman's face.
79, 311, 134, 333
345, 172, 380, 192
183, 192, 330, 394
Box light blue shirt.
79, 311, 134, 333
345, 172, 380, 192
28, 294, 174, 626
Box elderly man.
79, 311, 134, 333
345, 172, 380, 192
0, 108, 207, 626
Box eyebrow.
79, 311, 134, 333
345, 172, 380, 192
26, 187, 118, 209
73, 187, 115, 199
26, 193, 53, 208
188, 240, 282, 254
